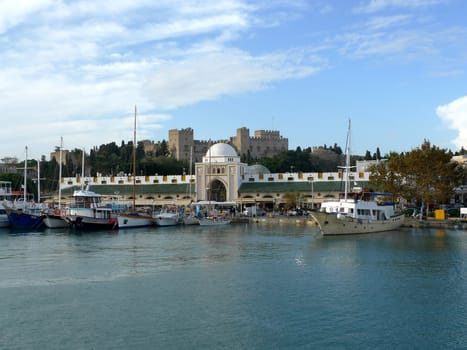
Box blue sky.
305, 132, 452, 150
1, 0, 466, 161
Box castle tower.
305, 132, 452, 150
168, 128, 194, 163
231, 127, 251, 159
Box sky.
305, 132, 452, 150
1, 0, 466, 162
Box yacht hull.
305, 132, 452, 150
117, 213, 154, 228
311, 211, 405, 235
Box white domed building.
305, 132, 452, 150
195, 143, 246, 203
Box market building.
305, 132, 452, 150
59, 142, 370, 211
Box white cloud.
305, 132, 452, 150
436, 96, 467, 150
0, 0, 54, 33
336, 30, 431, 58
143, 49, 321, 109
365, 15, 412, 30
0, 0, 317, 158
354, 0, 443, 13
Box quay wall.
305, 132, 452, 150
232, 216, 467, 231
402, 218, 467, 230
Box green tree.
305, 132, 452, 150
282, 191, 299, 210
369, 141, 464, 216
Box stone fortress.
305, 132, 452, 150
167, 127, 288, 163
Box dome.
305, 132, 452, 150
246, 164, 271, 175
202, 142, 240, 163
205, 143, 238, 158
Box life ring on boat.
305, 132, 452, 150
54, 208, 61, 216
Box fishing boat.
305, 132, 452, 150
117, 106, 155, 228
63, 187, 117, 230
311, 120, 405, 235
43, 208, 69, 228
63, 150, 117, 230
154, 205, 182, 226
43, 137, 70, 228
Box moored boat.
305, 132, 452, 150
311, 120, 404, 235
191, 202, 231, 226
116, 106, 155, 229
6, 147, 45, 230
311, 191, 405, 235
7, 209, 44, 230
198, 216, 231, 226
64, 188, 117, 230
43, 208, 70, 228
154, 205, 182, 226
0, 181, 13, 228
43, 137, 69, 229
118, 211, 154, 228
183, 214, 200, 225
0, 205, 9, 228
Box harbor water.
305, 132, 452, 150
1, 224, 466, 349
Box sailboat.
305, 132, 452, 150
311, 120, 405, 235
6, 146, 45, 230
117, 106, 155, 228
43, 137, 70, 228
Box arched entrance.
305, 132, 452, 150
208, 179, 227, 202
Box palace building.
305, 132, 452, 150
168, 127, 288, 163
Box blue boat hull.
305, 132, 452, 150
8, 212, 45, 229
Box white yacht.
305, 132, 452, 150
154, 205, 182, 227
311, 120, 405, 235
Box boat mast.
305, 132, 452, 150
81, 148, 85, 190
58, 137, 63, 208
207, 141, 212, 214
188, 145, 193, 200
37, 158, 41, 203
132, 105, 137, 210
339, 119, 352, 202
24, 146, 27, 204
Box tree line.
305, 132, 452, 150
368, 141, 466, 215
